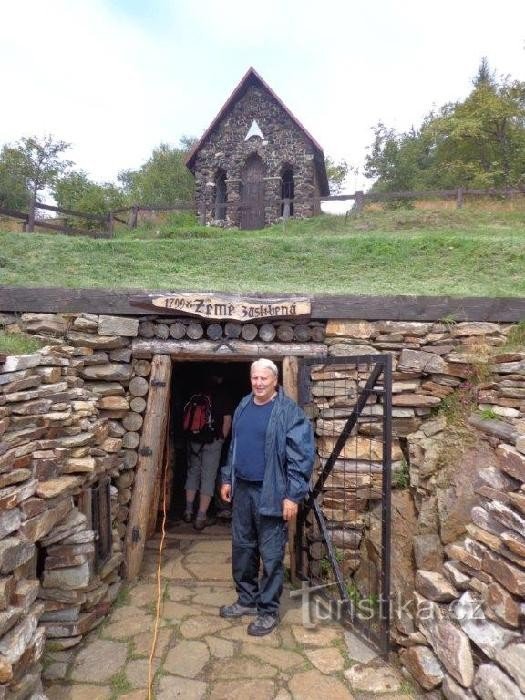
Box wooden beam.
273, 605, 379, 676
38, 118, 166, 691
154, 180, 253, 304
131, 339, 327, 359
0, 286, 524, 322
124, 355, 171, 580
282, 356, 300, 585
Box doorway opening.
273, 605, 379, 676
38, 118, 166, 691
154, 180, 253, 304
162, 359, 282, 530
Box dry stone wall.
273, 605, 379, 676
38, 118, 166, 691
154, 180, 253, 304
0, 311, 523, 699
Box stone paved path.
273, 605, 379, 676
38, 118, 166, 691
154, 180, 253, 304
44, 524, 421, 699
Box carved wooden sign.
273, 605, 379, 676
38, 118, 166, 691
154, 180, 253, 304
130, 293, 311, 321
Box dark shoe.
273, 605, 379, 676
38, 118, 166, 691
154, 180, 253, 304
219, 601, 258, 618
193, 514, 216, 531
247, 613, 279, 636
182, 511, 193, 523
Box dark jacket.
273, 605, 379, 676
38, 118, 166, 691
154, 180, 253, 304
221, 387, 315, 516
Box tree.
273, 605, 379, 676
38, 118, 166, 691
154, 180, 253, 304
0, 145, 29, 209
365, 59, 525, 193
2, 135, 73, 230
54, 171, 126, 228
325, 157, 349, 194
119, 139, 196, 206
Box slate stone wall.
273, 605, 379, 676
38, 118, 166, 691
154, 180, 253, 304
0, 312, 524, 698
192, 85, 321, 226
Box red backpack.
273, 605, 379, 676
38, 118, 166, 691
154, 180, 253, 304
182, 393, 216, 443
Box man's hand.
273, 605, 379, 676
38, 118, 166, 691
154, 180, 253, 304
220, 484, 232, 503
282, 498, 298, 521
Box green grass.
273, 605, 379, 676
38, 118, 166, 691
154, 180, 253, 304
1, 208, 524, 295
0, 331, 45, 354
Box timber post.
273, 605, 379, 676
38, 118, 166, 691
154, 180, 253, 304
124, 354, 172, 579
283, 355, 301, 585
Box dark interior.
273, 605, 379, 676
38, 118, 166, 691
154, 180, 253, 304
167, 360, 282, 522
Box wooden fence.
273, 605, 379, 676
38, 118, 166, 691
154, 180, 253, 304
1, 186, 524, 236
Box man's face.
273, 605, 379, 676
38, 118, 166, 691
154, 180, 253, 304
251, 366, 277, 403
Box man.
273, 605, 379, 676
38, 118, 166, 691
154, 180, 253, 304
184, 373, 232, 530
219, 358, 314, 636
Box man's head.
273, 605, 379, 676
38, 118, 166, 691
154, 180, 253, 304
250, 358, 278, 404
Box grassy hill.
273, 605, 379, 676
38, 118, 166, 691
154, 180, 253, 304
0, 208, 524, 296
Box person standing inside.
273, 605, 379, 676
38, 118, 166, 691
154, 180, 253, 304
219, 358, 314, 635
183, 373, 232, 530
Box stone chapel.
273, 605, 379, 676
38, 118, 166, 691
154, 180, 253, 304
185, 67, 330, 229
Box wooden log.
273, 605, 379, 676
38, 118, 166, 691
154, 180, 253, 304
186, 322, 204, 340
155, 323, 169, 339
259, 324, 276, 342
122, 432, 140, 449
123, 449, 138, 469
276, 324, 294, 342
139, 321, 156, 338
132, 360, 151, 377
122, 412, 143, 432
282, 356, 300, 585
310, 324, 326, 342
293, 324, 311, 342
129, 376, 149, 397
125, 355, 171, 579
224, 322, 241, 339
131, 338, 328, 359
130, 397, 147, 413
206, 323, 223, 340
241, 324, 258, 341
169, 322, 186, 339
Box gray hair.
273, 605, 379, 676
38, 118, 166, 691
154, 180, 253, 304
251, 358, 278, 378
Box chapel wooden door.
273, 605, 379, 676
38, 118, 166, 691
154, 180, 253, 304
240, 154, 266, 230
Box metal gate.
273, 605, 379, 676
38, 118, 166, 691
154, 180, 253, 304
294, 354, 392, 654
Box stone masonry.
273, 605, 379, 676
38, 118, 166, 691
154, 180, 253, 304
0, 311, 524, 698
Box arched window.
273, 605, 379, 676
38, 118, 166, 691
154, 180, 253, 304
214, 169, 227, 220
281, 166, 294, 217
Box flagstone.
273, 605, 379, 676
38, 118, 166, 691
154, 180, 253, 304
184, 550, 231, 564
125, 657, 160, 688
209, 656, 278, 679
192, 589, 235, 607
162, 601, 203, 622
163, 640, 210, 678
132, 627, 172, 659
46, 684, 112, 700
127, 583, 157, 607
179, 615, 232, 639
306, 647, 346, 674
120, 692, 147, 700
208, 679, 275, 700
109, 605, 148, 623
344, 662, 403, 693
166, 584, 194, 602
242, 643, 304, 670
205, 635, 234, 659
70, 639, 128, 683
102, 612, 152, 640
188, 539, 232, 553
291, 624, 342, 646
156, 675, 207, 700
160, 558, 194, 580
184, 562, 232, 581
289, 669, 354, 699
274, 690, 292, 700
219, 624, 280, 647
281, 606, 306, 625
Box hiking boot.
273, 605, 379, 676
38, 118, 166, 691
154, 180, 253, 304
219, 601, 258, 618
247, 613, 279, 636
193, 514, 216, 531
182, 511, 193, 523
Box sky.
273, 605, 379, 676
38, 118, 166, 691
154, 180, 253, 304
1, 0, 524, 193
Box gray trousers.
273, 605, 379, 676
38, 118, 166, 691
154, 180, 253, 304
185, 438, 223, 497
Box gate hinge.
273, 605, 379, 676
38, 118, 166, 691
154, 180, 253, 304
132, 527, 140, 543
139, 446, 152, 457
150, 379, 166, 387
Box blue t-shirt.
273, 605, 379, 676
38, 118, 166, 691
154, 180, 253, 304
235, 397, 275, 482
